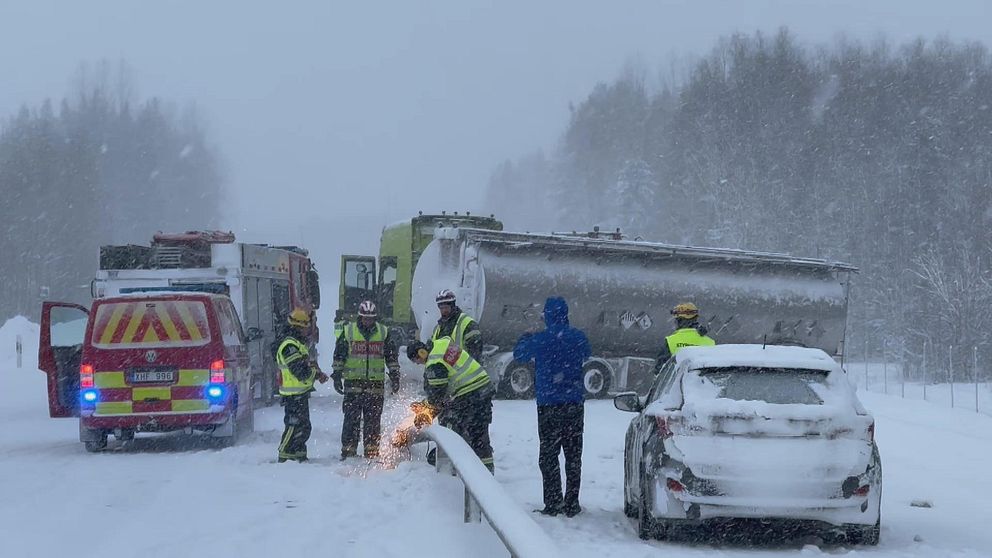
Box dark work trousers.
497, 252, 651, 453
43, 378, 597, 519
341, 391, 385, 458
278, 394, 312, 462
537, 402, 584, 510
445, 386, 495, 471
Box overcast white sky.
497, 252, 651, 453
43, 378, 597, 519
2, 0, 990, 263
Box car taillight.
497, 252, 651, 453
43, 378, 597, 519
210, 359, 226, 383
867, 422, 875, 443
654, 416, 674, 439
80, 364, 94, 388
853, 485, 870, 497
666, 478, 685, 493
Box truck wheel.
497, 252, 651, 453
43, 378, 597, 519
499, 362, 535, 399
582, 362, 612, 399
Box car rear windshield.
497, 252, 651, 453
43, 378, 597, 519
90, 300, 211, 349
696, 367, 830, 405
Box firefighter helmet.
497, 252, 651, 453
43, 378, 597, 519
358, 300, 377, 317
671, 302, 699, 320
287, 308, 312, 328
435, 289, 456, 305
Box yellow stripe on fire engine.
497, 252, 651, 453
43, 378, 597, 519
120, 303, 148, 344
99, 303, 129, 345
95, 402, 133, 415
171, 400, 210, 413
154, 304, 182, 342
132, 387, 171, 401
177, 369, 209, 386
94, 371, 126, 388
174, 303, 204, 341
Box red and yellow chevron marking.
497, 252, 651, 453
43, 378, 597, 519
91, 301, 209, 348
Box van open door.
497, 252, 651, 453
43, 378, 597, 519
39, 302, 89, 418
339, 255, 376, 316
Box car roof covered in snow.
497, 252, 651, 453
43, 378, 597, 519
674, 344, 842, 373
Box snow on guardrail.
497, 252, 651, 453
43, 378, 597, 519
422, 425, 561, 558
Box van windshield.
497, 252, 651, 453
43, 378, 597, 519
90, 300, 211, 349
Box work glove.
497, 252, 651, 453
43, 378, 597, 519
390, 376, 400, 394
331, 372, 344, 395
316, 372, 329, 384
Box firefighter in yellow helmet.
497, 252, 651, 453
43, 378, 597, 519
276, 308, 328, 462
652, 302, 715, 373
331, 300, 400, 460
407, 337, 495, 473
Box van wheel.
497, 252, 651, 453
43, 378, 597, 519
499, 362, 535, 399
84, 435, 108, 453
583, 362, 612, 399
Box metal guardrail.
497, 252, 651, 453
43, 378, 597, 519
421, 425, 561, 558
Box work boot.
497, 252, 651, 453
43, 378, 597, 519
562, 503, 582, 517
340, 450, 356, 461
535, 504, 561, 516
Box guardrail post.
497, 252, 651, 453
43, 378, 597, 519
435, 445, 454, 476
464, 485, 482, 523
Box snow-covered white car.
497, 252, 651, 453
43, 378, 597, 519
616, 344, 881, 545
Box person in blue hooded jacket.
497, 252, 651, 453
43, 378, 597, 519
513, 296, 591, 517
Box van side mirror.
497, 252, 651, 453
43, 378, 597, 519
245, 327, 264, 343
613, 391, 643, 413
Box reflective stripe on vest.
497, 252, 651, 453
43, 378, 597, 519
432, 313, 477, 350
277, 337, 316, 396
425, 337, 490, 399
343, 322, 387, 382
665, 328, 715, 356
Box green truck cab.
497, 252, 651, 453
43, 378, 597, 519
338, 212, 502, 346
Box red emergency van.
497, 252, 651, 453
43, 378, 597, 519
39, 293, 254, 451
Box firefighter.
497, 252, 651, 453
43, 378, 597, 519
432, 289, 483, 361
276, 308, 328, 463
406, 337, 495, 472
332, 300, 400, 460
652, 302, 715, 373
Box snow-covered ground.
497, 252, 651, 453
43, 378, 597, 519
3, 316, 991, 557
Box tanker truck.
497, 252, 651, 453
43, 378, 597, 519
410, 226, 857, 399
339, 215, 857, 399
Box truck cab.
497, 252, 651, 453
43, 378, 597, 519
339, 212, 502, 345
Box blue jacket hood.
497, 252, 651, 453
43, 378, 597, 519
544, 297, 569, 329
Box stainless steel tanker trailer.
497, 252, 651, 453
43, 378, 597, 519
411, 226, 857, 399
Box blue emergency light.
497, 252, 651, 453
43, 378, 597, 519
82, 389, 99, 403
206, 385, 224, 399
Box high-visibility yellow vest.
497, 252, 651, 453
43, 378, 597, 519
425, 337, 490, 399
665, 328, 715, 356
343, 322, 387, 388
432, 312, 478, 350
334, 321, 345, 340
277, 336, 316, 396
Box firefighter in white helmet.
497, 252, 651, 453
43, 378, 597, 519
431, 289, 483, 361
332, 300, 400, 460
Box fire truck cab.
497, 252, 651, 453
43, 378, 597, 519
38, 231, 321, 451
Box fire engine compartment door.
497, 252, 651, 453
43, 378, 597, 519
339, 255, 376, 315
39, 301, 90, 418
